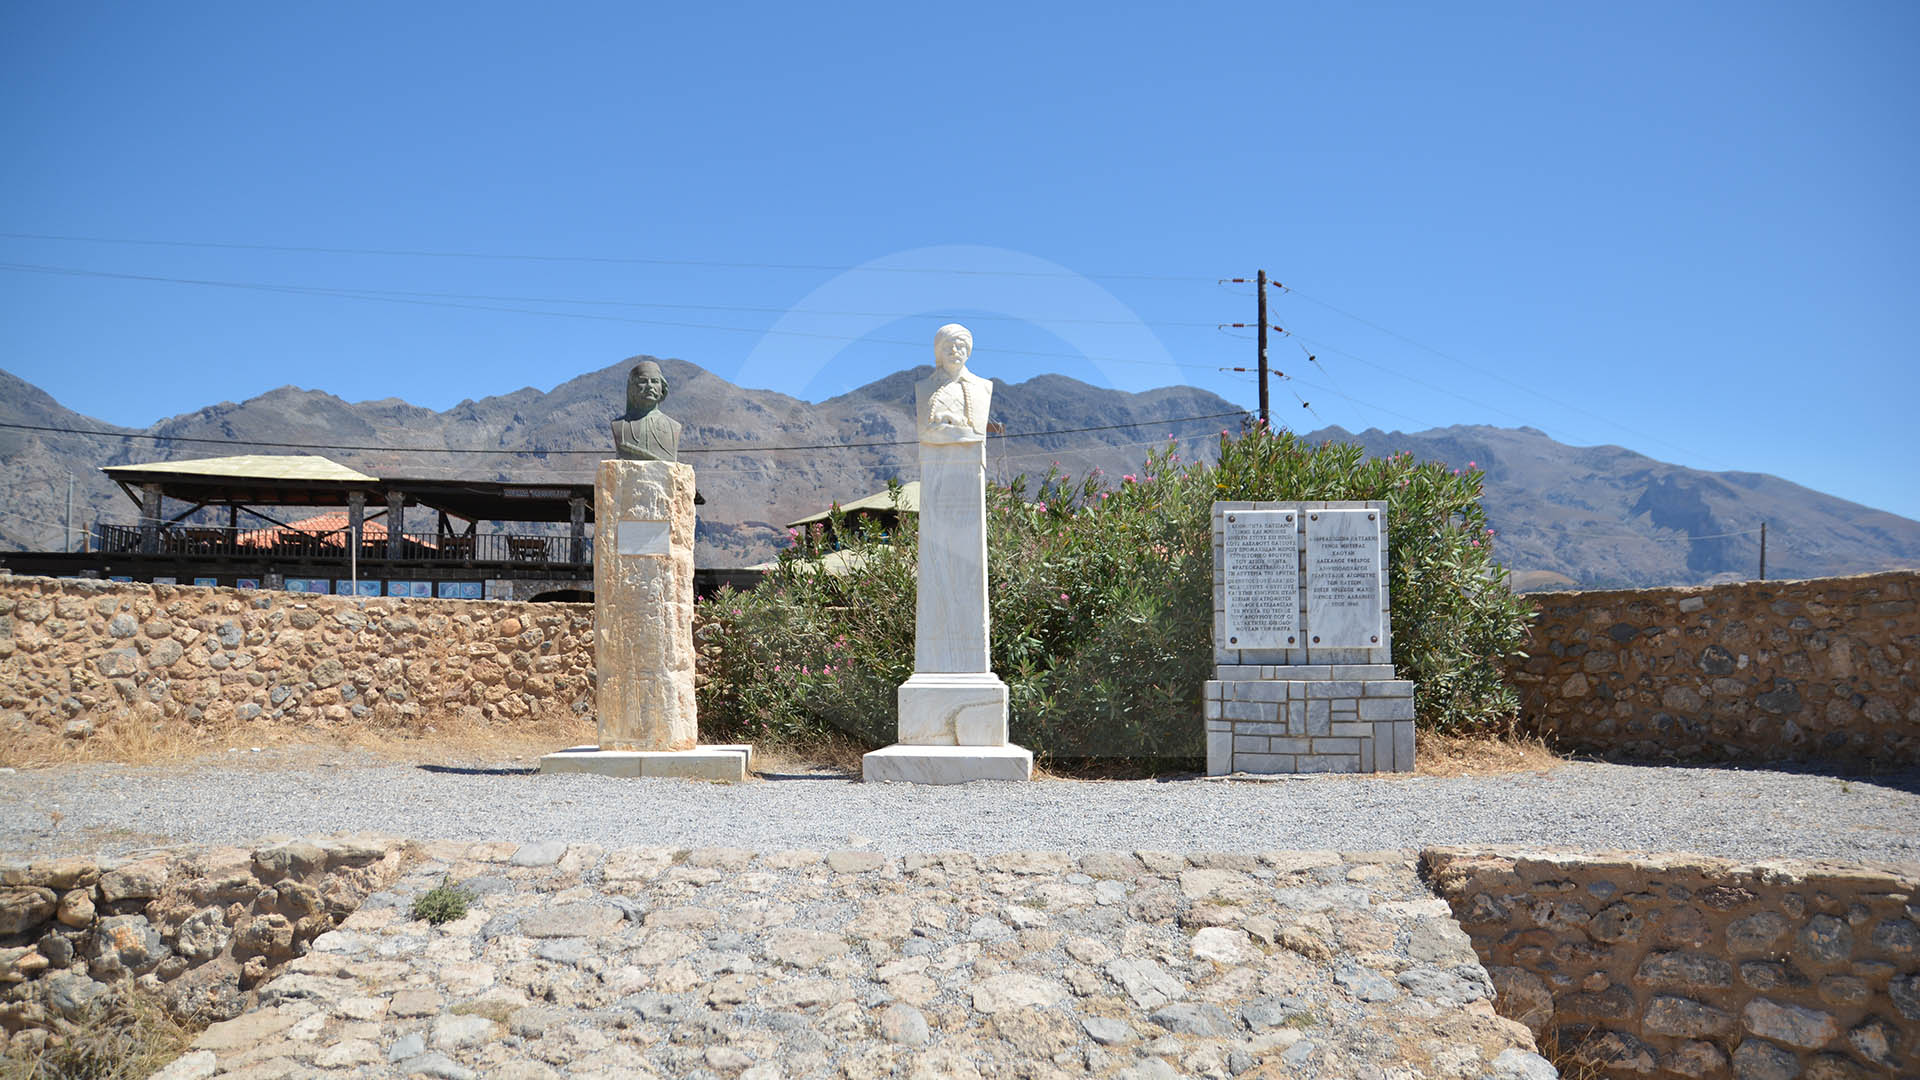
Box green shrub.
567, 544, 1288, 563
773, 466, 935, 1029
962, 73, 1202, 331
697, 425, 1532, 768
411, 878, 474, 925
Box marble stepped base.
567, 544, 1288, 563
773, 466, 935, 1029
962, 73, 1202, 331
897, 671, 1009, 745
862, 743, 1033, 784
539, 744, 753, 782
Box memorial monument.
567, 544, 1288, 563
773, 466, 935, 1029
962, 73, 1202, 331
1203, 500, 1415, 774
540, 361, 750, 780
863, 324, 1033, 783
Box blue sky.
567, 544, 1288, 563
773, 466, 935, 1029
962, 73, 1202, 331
3, 3, 1915, 518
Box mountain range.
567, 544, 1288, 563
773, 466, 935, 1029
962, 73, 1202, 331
3, 360, 1916, 588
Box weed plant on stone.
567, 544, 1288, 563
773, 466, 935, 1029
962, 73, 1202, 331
697, 426, 1532, 770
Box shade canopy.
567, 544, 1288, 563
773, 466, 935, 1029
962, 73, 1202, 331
102, 454, 597, 523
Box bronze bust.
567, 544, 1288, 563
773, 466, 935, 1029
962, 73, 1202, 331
612, 360, 683, 462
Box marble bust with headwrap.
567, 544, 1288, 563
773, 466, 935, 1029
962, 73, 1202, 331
915, 324, 992, 445
612, 360, 683, 462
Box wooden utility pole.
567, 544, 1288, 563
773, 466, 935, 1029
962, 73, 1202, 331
1758, 522, 1767, 580
1256, 269, 1270, 425
64, 474, 73, 553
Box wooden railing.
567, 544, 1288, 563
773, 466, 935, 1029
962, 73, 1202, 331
97, 524, 591, 565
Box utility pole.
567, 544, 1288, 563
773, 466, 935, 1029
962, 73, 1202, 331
1758, 522, 1767, 581
64, 474, 73, 553
1256, 269, 1270, 426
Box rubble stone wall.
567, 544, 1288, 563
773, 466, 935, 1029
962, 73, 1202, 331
1425, 848, 1919, 1079
1512, 571, 1919, 765
0, 837, 409, 1044
0, 576, 595, 745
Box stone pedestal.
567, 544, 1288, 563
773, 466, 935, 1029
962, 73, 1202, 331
540, 459, 749, 782
865, 437, 1031, 783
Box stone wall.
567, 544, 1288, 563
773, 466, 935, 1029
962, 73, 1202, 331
1425, 848, 1919, 1079
0, 576, 595, 749
1512, 571, 1919, 765
0, 837, 409, 1050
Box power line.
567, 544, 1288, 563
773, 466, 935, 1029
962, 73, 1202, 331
1280, 283, 1722, 468
0, 411, 1248, 457
0, 261, 1207, 371
0, 231, 1212, 282
0, 261, 1222, 329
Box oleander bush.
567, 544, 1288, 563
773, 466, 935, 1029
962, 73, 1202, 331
697, 424, 1531, 768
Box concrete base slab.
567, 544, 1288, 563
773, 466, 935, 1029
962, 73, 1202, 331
862, 743, 1032, 784
539, 744, 753, 782
897, 671, 1009, 745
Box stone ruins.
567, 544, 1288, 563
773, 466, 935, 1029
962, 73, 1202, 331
864, 324, 1032, 783
1205, 500, 1415, 774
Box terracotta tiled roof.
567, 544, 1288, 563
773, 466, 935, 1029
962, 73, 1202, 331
235, 512, 404, 549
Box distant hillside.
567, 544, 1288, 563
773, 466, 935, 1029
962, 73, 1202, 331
0, 359, 1245, 568
1301, 424, 1920, 587
3, 362, 1916, 584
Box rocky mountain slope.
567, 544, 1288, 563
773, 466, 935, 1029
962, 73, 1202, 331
2, 362, 1915, 586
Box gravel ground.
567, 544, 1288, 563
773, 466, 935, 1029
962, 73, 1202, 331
2, 751, 1915, 864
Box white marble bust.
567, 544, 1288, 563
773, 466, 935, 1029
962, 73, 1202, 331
915, 323, 992, 444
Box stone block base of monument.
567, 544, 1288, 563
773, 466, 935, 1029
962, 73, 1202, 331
895, 671, 1010, 745
867, 672, 1031, 783
1204, 665, 1415, 774
862, 743, 1033, 784
539, 744, 753, 781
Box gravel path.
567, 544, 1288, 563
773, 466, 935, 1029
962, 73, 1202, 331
3, 752, 1914, 863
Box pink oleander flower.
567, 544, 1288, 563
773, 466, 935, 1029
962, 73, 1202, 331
1123, 475, 1137, 484
1059, 593, 1069, 603
1100, 492, 1110, 500
1467, 460, 1477, 468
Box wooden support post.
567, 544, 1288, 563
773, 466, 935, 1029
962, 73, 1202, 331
139, 484, 162, 553
348, 492, 366, 593
569, 495, 587, 565
386, 491, 405, 558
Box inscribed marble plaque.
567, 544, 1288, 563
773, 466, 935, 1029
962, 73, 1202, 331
1222, 510, 1300, 647
616, 519, 671, 557
1305, 510, 1382, 647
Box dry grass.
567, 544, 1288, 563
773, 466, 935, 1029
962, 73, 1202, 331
5, 710, 1566, 782
1530, 1025, 1614, 1080
0, 989, 202, 1080
747, 732, 869, 777
0, 711, 597, 771
1415, 730, 1564, 777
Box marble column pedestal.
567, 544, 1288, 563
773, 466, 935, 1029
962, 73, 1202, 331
539, 459, 750, 782
864, 439, 1031, 784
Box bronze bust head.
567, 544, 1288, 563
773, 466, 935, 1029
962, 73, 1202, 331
612, 360, 683, 462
